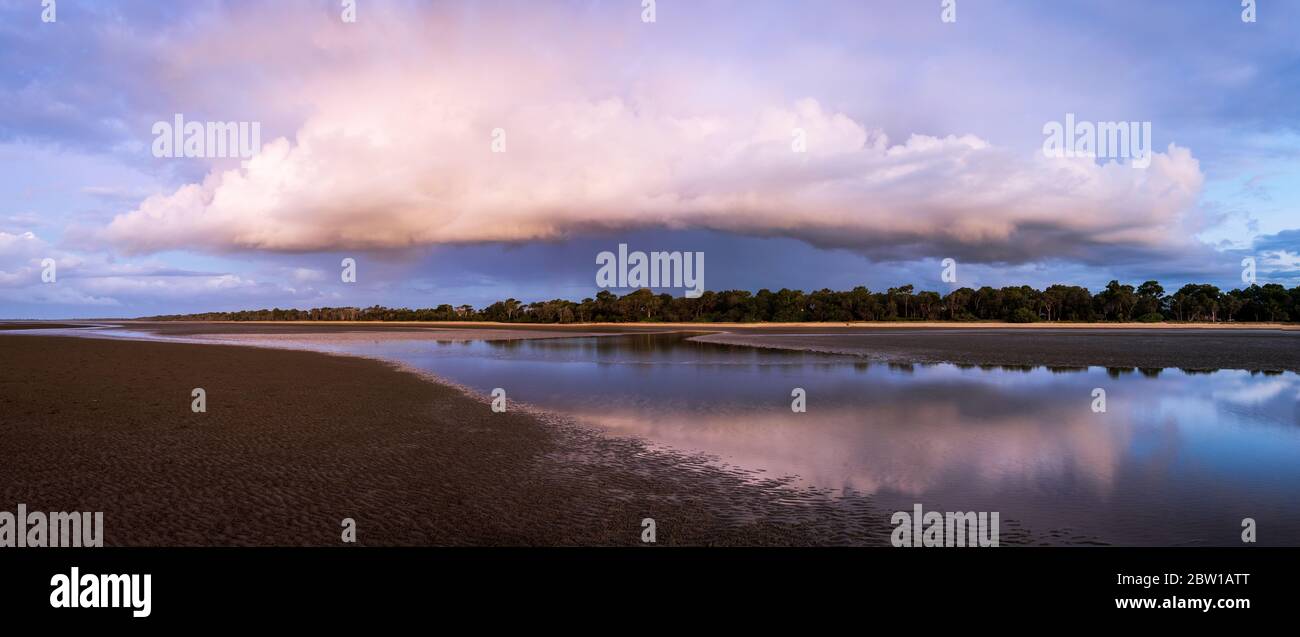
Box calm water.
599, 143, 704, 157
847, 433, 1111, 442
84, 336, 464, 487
51, 328, 1300, 545
273, 331, 1300, 546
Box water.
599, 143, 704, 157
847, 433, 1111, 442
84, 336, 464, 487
30, 327, 1300, 545
263, 331, 1298, 546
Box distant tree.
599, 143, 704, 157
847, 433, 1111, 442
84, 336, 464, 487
1096, 280, 1137, 321
142, 281, 1300, 325
1135, 281, 1165, 318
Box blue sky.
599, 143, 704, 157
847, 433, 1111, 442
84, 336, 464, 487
1, 0, 1297, 318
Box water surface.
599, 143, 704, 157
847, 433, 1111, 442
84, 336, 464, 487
270, 331, 1300, 546
35, 327, 1300, 545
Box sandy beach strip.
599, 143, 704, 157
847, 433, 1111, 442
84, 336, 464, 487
14, 319, 1295, 371
149, 319, 1296, 372
100, 319, 1300, 332
108, 320, 680, 336
0, 334, 901, 546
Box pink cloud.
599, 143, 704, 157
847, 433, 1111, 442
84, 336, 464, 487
100, 2, 1206, 263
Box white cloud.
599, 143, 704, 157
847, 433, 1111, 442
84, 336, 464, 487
0, 231, 49, 287
105, 91, 1204, 263
1262, 249, 1300, 270
0, 230, 327, 312
290, 267, 326, 283
98, 4, 1205, 265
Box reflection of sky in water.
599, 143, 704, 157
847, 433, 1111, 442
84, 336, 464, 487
295, 332, 1300, 546
34, 328, 1300, 545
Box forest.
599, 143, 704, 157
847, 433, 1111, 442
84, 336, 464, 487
146, 280, 1300, 324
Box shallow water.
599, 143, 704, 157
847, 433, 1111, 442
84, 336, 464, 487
28, 327, 1300, 545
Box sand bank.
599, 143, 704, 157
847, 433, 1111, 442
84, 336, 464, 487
0, 334, 905, 546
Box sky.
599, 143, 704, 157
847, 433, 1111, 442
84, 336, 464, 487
1, 0, 1298, 319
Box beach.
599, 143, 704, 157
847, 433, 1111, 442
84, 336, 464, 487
105, 320, 1300, 372
4, 321, 1297, 546
0, 333, 895, 546
690, 326, 1300, 372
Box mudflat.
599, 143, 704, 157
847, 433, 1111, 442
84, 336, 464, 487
110, 320, 675, 336
112, 320, 1300, 371
690, 328, 1300, 372
0, 322, 96, 331
0, 335, 898, 546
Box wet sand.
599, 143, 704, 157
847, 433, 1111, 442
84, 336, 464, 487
98, 320, 1300, 372
686, 328, 1294, 374
0, 334, 906, 546
0, 322, 95, 331
99, 319, 1300, 333
108, 320, 676, 336
691, 328, 1300, 372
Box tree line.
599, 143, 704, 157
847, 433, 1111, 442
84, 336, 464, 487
144, 280, 1300, 324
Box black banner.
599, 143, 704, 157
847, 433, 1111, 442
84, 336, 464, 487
0, 547, 1283, 625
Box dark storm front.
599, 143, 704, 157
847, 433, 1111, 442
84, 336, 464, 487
313, 333, 1300, 546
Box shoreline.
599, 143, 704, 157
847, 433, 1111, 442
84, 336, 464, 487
8, 320, 1296, 372
0, 334, 905, 546
4, 319, 1296, 332
690, 329, 1300, 373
